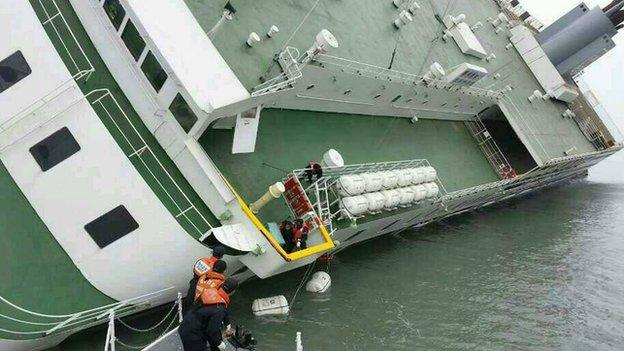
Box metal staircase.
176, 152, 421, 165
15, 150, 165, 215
465, 116, 517, 179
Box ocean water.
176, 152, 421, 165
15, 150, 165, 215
50, 153, 624, 351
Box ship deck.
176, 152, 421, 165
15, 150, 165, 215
200, 109, 499, 226
187, 0, 596, 163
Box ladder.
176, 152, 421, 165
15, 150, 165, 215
312, 178, 334, 235
465, 117, 516, 179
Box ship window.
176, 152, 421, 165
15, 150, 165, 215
141, 51, 168, 92
121, 20, 145, 61
169, 93, 198, 133
29, 127, 81, 171
103, 0, 126, 30
85, 205, 139, 248
0, 51, 31, 94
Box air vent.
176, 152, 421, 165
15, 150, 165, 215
444, 63, 488, 86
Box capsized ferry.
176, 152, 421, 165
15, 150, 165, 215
1, 0, 623, 349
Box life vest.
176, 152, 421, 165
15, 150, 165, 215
194, 271, 225, 301
200, 287, 230, 307
193, 256, 218, 277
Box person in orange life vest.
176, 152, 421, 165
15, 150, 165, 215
304, 161, 323, 183
178, 278, 239, 351
291, 218, 310, 251
193, 260, 226, 302
183, 246, 226, 313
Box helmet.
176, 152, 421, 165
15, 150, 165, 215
212, 246, 226, 258
222, 278, 239, 293
212, 260, 227, 273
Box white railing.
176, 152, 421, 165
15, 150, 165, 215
314, 54, 503, 100
87, 89, 214, 235
36, 0, 95, 81
0, 287, 175, 337
252, 47, 303, 97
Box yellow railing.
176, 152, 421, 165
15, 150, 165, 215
224, 180, 335, 262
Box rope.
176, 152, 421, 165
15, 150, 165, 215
280, 0, 322, 52
289, 260, 317, 307
115, 308, 179, 350
116, 301, 178, 333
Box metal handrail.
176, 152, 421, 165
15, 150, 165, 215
87, 89, 214, 235
252, 47, 303, 97
314, 54, 503, 100
0, 287, 174, 336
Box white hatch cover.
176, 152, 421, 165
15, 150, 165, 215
231, 106, 261, 154
200, 223, 258, 252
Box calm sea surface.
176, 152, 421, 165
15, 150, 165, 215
52, 153, 624, 350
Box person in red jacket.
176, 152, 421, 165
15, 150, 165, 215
291, 219, 310, 251
304, 161, 323, 183
193, 260, 226, 302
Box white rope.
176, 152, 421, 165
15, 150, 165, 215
116, 301, 178, 333
280, 0, 322, 52
115, 310, 179, 350
289, 260, 317, 307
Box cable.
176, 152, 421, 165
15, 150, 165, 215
117, 302, 178, 333
289, 260, 317, 307
279, 0, 322, 53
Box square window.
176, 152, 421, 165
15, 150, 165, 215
121, 20, 146, 61
0, 51, 32, 94
29, 127, 81, 171
84, 205, 139, 248
103, 0, 126, 30
141, 51, 168, 92
169, 93, 198, 133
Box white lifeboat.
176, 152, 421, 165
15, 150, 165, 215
380, 171, 399, 189
363, 192, 386, 213
411, 184, 428, 202
340, 195, 369, 217
396, 168, 413, 187
409, 167, 426, 185
423, 167, 438, 182
336, 174, 366, 196
361, 172, 384, 193
424, 182, 440, 198
398, 187, 415, 207
381, 189, 401, 209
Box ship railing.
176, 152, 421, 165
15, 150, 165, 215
314, 54, 503, 100
288, 158, 448, 225
87, 89, 214, 236
0, 287, 176, 337
35, 0, 95, 81
251, 47, 303, 97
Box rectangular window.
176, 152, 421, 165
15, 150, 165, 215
29, 127, 81, 171
85, 205, 139, 248
169, 93, 198, 133
121, 20, 145, 61
103, 0, 126, 30
0, 51, 32, 94
141, 51, 168, 92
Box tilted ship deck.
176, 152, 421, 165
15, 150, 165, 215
0, 0, 622, 349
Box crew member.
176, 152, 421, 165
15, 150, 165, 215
291, 219, 310, 251
194, 260, 227, 302
179, 278, 239, 351
304, 161, 323, 183
184, 246, 226, 313
279, 220, 294, 251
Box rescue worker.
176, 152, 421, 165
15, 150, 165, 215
279, 220, 294, 251
179, 278, 239, 351
291, 219, 310, 251
304, 161, 323, 183
184, 246, 226, 313
193, 260, 226, 302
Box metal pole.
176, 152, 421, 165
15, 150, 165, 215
177, 292, 184, 323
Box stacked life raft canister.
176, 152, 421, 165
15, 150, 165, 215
338, 166, 439, 217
